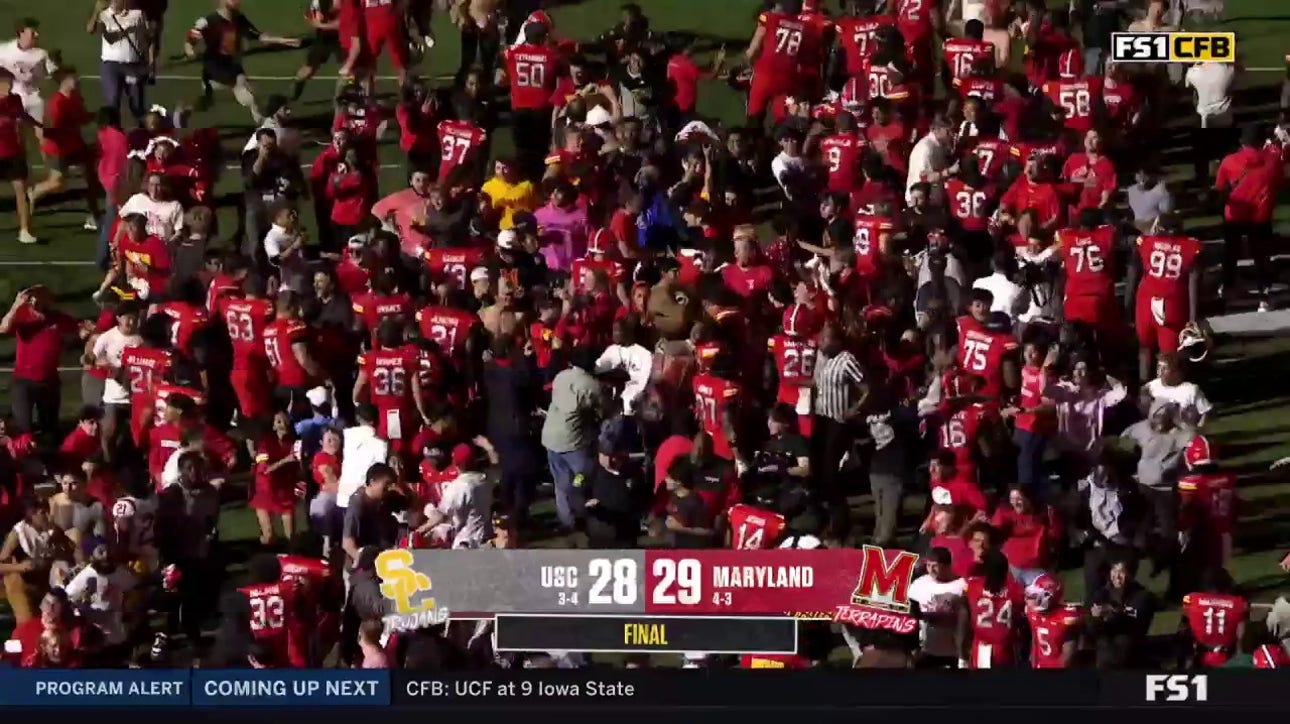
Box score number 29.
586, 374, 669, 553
587, 558, 711, 606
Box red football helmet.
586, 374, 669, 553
782, 303, 819, 339
1254, 644, 1290, 669
1025, 574, 1063, 612
587, 228, 613, 256
1185, 435, 1214, 470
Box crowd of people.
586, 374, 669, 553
0, 0, 1287, 671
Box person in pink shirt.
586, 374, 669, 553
96, 107, 129, 270
533, 180, 589, 273
371, 167, 435, 257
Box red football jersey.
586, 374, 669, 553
120, 346, 173, 406
263, 319, 313, 388
423, 247, 486, 289
1057, 225, 1116, 300
437, 119, 487, 182
937, 403, 992, 471
864, 64, 911, 103
767, 335, 817, 411
206, 273, 242, 313
964, 136, 1009, 181
1182, 592, 1248, 666
955, 317, 1018, 398
219, 297, 274, 369
893, 0, 936, 43
1135, 234, 1203, 301
965, 576, 1025, 668
1179, 472, 1237, 535
727, 503, 787, 550
1042, 76, 1104, 133
156, 301, 208, 358
1102, 79, 1140, 129
944, 177, 995, 233
944, 38, 994, 81
819, 133, 865, 194
359, 345, 419, 413
835, 15, 894, 75
504, 45, 560, 110
956, 76, 1005, 105
754, 12, 805, 80
1254, 644, 1290, 669
239, 581, 291, 664
850, 214, 892, 276
1026, 605, 1081, 669
692, 374, 743, 461
354, 292, 415, 345
278, 553, 339, 668
415, 305, 478, 363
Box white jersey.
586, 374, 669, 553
0, 40, 54, 97
112, 495, 158, 557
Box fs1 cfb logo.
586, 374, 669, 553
1112, 32, 1235, 63
1145, 675, 1209, 702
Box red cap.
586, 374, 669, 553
1184, 435, 1214, 469
451, 443, 475, 468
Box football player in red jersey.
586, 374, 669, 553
571, 229, 628, 300
356, 0, 409, 88
501, 22, 560, 177
943, 20, 994, 87
727, 500, 788, 550
423, 243, 487, 291
354, 320, 431, 457
1254, 641, 1290, 668
1024, 574, 1080, 669
692, 354, 745, 462
416, 289, 482, 383
817, 112, 866, 195
931, 386, 998, 480
436, 116, 487, 184
832, 0, 892, 79
744, 0, 809, 123
1056, 208, 1120, 342
891, 0, 941, 94
766, 303, 820, 437
120, 314, 176, 450
156, 279, 210, 367
958, 550, 1024, 668
954, 55, 1006, 107
795, 0, 834, 101
1178, 434, 1238, 574
278, 552, 341, 667
264, 293, 322, 414
960, 113, 1009, 183
1043, 72, 1104, 136
225, 553, 292, 667
953, 291, 1020, 399
943, 158, 998, 256
1127, 212, 1203, 382
218, 274, 275, 423
352, 272, 415, 347
1180, 570, 1248, 668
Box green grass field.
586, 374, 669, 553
0, 0, 1287, 645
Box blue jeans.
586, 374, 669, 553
546, 447, 592, 530
1014, 428, 1048, 499
97, 201, 116, 270
100, 61, 147, 123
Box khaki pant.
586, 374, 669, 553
3, 571, 42, 624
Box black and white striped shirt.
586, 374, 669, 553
813, 350, 865, 422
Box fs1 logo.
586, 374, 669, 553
1112, 32, 1236, 63
1145, 675, 1209, 702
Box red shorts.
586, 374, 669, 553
1134, 291, 1187, 353
1064, 294, 1120, 333
251, 476, 298, 515
365, 22, 408, 70
231, 368, 273, 419
129, 402, 151, 449
377, 407, 420, 457
748, 69, 793, 117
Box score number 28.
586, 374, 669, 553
588, 558, 720, 606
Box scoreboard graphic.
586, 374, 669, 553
376, 547, 921, 653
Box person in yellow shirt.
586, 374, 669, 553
480, 157, 539, 229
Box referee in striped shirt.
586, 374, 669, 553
812, 322, 867, 538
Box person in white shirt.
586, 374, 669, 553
594, 319, 653, 415
263, 206, 309, 295
770, 128, 808, 200
64, 545, 135, 647
0, 18, 57, 135
89, 302, 141, 439
417, 439, 499, 549
117, 171, 184, 243
906, 115, 955, 207
1141, 353, 1213, 427
337, 404, 390, 511
972, 250, 1029, 323
87, 0, 152, 122
907, 548, 967, 665
1185, 59, 1238, 185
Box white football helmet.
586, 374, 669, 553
1178, 322, 1210, 363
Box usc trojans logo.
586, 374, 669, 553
375, 549, 435, 616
